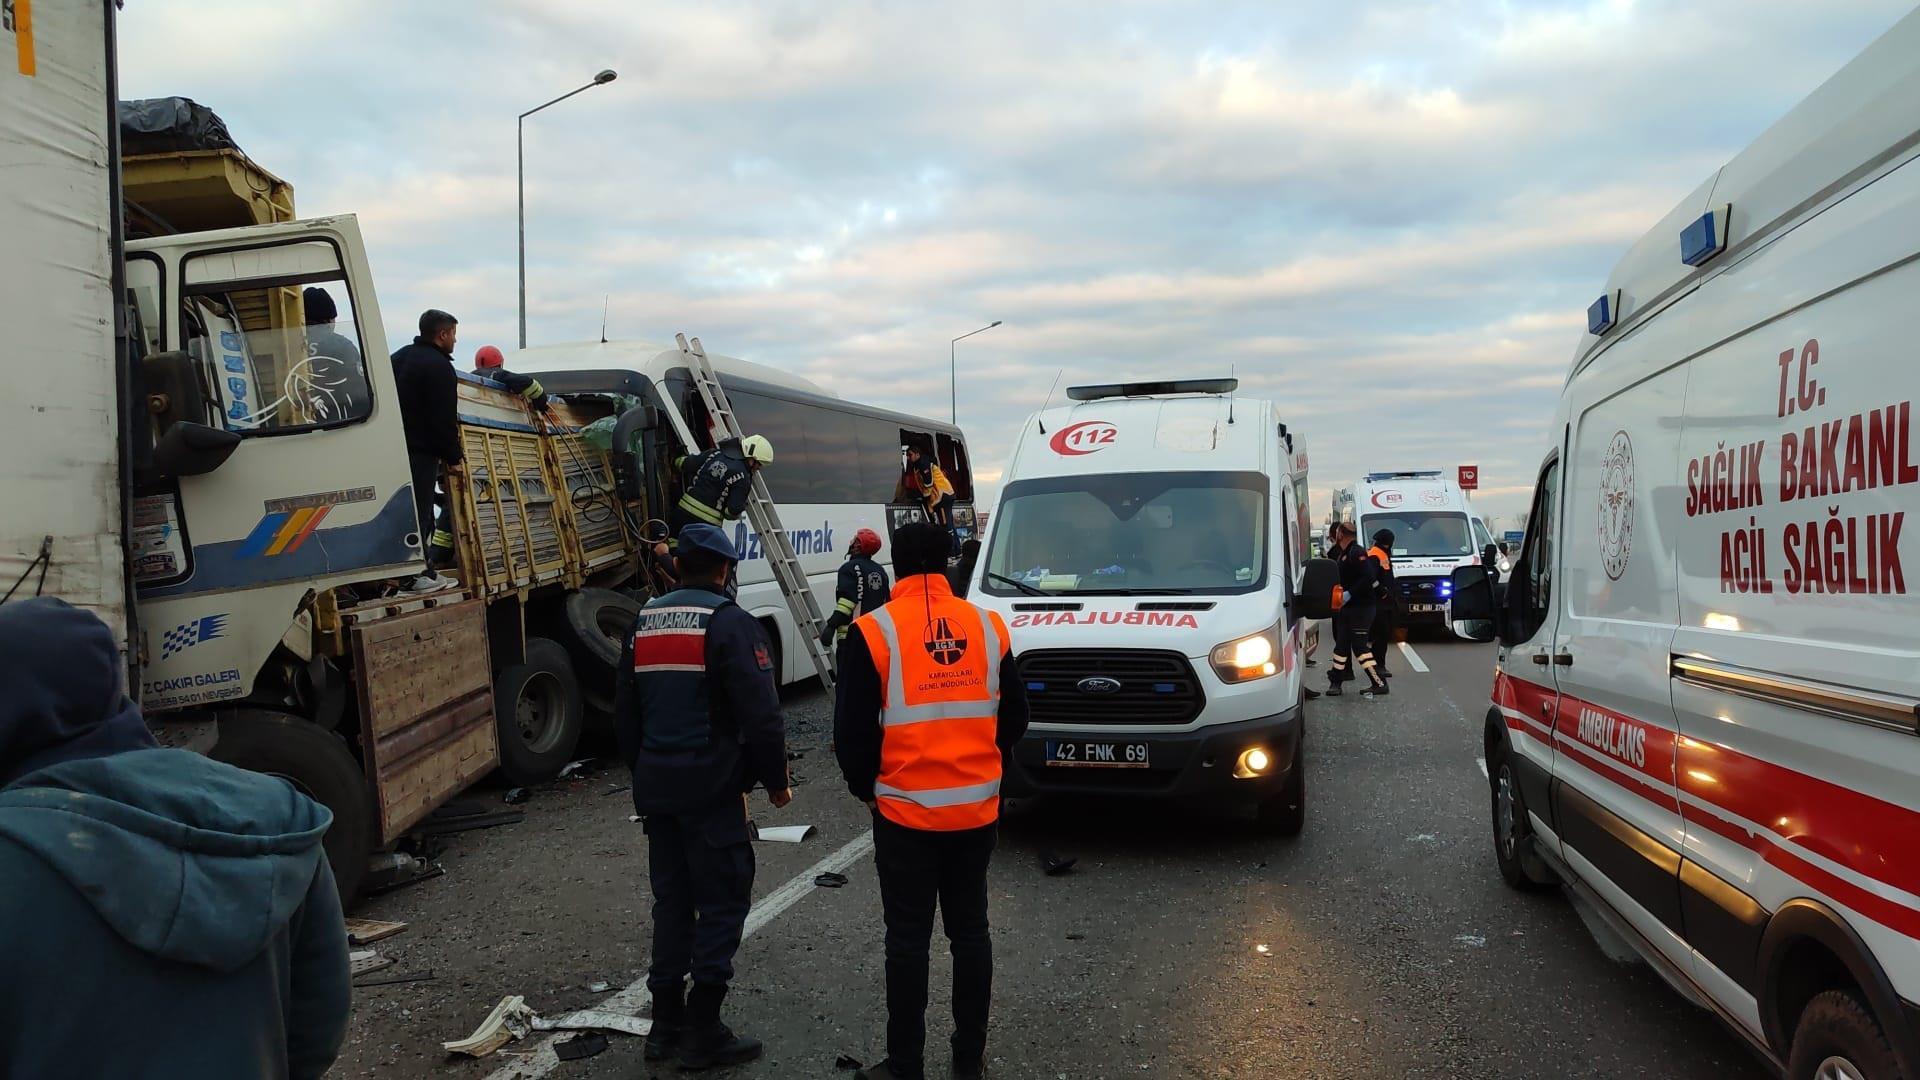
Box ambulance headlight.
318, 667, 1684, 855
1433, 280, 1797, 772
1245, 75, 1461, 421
1210, 624, 1281, 683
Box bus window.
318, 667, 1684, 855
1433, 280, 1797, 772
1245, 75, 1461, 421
936, 434, 973, 500
857, 418, 906, 503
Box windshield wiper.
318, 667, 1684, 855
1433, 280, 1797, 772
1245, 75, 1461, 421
987, 572, 1049, 597
1074, 587, 1201, 596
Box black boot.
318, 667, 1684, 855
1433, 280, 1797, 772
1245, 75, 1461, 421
678, 983, 763, 1070
644, 983, 684, 1062
1361, 674, 1390, 697
1325, 683, 1343, 696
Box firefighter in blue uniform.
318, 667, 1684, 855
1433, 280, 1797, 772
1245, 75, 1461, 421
819, 528, 891, 647
614, 524, 791, 1069
667, 435, 775, 550
1325, 521, 1389, 697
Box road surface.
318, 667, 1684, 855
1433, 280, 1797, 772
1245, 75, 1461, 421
333, 637, 1766, 1079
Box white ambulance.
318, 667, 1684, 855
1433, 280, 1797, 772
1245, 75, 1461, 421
972, 378, 1327, 833
1341, 470, 1495, 633
1448, 11, 1920, 1078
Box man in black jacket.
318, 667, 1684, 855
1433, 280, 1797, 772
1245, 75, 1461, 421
1326, 522, 1389, 697
390, 309, 464, 591
614, 524, 791, 1070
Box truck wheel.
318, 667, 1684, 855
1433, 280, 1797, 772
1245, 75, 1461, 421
1490, 738, 1555, 890
557, 587, 643, 720
1256, 738, 1306, 836
210, 710, 372, 906
1786, 989, 1901, 1080
494, 637, 584, 785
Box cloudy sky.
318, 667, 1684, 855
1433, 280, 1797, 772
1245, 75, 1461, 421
121, 0, 1910, 526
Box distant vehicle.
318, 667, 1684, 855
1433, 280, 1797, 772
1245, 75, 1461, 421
1449, 10, 1920, 1078
1335, 470, 1493, 635
973, 378, 1321, 834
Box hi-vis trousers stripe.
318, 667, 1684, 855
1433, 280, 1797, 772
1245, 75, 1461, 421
875, 778, 1002, 808
870, 606, 1002, 727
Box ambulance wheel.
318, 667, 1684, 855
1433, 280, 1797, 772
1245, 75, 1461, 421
1256, 738, 1305, 836
493, 638, 584, 785
210, 710, 373, 907
1786, 989, 1900, 1080
1490, 739, 1555, 890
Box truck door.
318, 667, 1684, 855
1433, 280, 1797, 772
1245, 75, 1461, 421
127, 219, 418, 710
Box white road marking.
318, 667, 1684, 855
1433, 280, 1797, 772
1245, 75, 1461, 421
1476, 756, 1488, 778
485, 828, 877, 1080
1397, 641, 1429, 673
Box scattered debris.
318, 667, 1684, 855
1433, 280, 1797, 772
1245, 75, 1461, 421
755, 824, 816, 843
558, 758, 597, 780
344, 917, 408, 946
814, 871, 849, 889
1042, 852, 1078, 876
532, 1009, 653, 1037
411, 809, 525, 837
355, 970, 436, 989
602, 783, 630, 797
1065, 932, 1086, 941
349, 950, 394, 977
443, 995, 534, 1058
786, 748, 810, 761
554, 1033, 611, 1061
835, 1054, 864, 1070
503, 787, 530, 805
364, 858, 445, 897
1255, 944, 1272, 956
628, 814, 642, 823
587, 981, 611, 994
1407, 833, 1440, 844
1454, 934, 1488, 948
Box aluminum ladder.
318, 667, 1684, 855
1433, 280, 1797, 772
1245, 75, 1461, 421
675, 333, 837, 690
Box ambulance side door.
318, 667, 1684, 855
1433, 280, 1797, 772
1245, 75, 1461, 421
1493, 452, 1564, 846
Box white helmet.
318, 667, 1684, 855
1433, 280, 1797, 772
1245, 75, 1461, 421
741, 434, 775, 465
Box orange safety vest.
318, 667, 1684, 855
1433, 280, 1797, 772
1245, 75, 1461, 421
1368, 545, 1392, 571
853, 574, 1009, 831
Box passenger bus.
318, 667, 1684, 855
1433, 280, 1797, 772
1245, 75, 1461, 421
512, 341, 977, 685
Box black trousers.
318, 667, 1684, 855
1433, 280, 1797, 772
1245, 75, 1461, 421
1370, 601, 1396, 673
407, 452, 439, 557
873, 813, 997, 1077
644, 799, 755, 993
1330, 603, 1380, 685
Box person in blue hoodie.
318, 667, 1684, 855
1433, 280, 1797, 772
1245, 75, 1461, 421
0, 598, 351, 1080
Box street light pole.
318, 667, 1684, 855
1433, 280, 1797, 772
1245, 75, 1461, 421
518, 68, 617, 350
950, 320, 1002, 425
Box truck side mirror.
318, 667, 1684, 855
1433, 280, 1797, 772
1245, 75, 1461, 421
1448, 564, 1500, 643
1295, 557, 1340, 620
147, 421, 240, 480
141, 350, 208, 433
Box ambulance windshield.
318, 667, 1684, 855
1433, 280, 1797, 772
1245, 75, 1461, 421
982, 471, 1268, 595
1361, 511, 1472, 558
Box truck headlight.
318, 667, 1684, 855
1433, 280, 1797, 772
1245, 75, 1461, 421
1210, 624, 1281, 683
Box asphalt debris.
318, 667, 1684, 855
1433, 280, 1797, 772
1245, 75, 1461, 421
555, 1033, 610, 1061
1041, 852, 1078, 876
814, 871, 850, 889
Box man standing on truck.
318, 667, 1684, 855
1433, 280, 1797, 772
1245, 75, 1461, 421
390, 309, 465, 592
1326, 522, 1389, 698
0, 599, 351, 1080
301, 287, 369, 422
834, 523, 1030, 1080
819, 528, 892, 647
615, 524, 791, 1071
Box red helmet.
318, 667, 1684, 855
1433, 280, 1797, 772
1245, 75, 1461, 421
851, 528, 882, 557
475, 345, 505, 369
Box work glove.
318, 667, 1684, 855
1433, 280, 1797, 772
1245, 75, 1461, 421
819, 612, 848, 647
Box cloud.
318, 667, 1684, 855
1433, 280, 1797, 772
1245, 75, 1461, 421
114, 0, 1913, 528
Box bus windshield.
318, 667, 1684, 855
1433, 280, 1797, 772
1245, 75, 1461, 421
1361, 511, 1471, 558
982, 471, 1268, 595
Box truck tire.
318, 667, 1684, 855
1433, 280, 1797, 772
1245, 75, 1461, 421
1786, 989, 1901, 1080
557, 587, 643, 719
1256, 736, 1306, 836
209, 710, 372, 907
494, 637, 584, 785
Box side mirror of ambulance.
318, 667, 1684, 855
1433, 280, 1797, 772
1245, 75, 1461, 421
1481, 543, 1500, 574
1295, 557, 1340, 620
1447, 564, 1499, 643
147, 421, 240, 480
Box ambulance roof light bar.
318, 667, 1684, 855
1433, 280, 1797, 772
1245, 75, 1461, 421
1067, 378, 1238, 402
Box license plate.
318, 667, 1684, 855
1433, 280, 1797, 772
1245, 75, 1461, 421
1045, 740, 1150, 768
1410, 603, 1445, 613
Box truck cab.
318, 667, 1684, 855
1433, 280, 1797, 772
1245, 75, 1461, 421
971, 379, 1312, 833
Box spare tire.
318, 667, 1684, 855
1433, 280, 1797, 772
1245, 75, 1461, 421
493, 637, 584, 785
557, 587, 644, 721
210, 709, 373, 907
